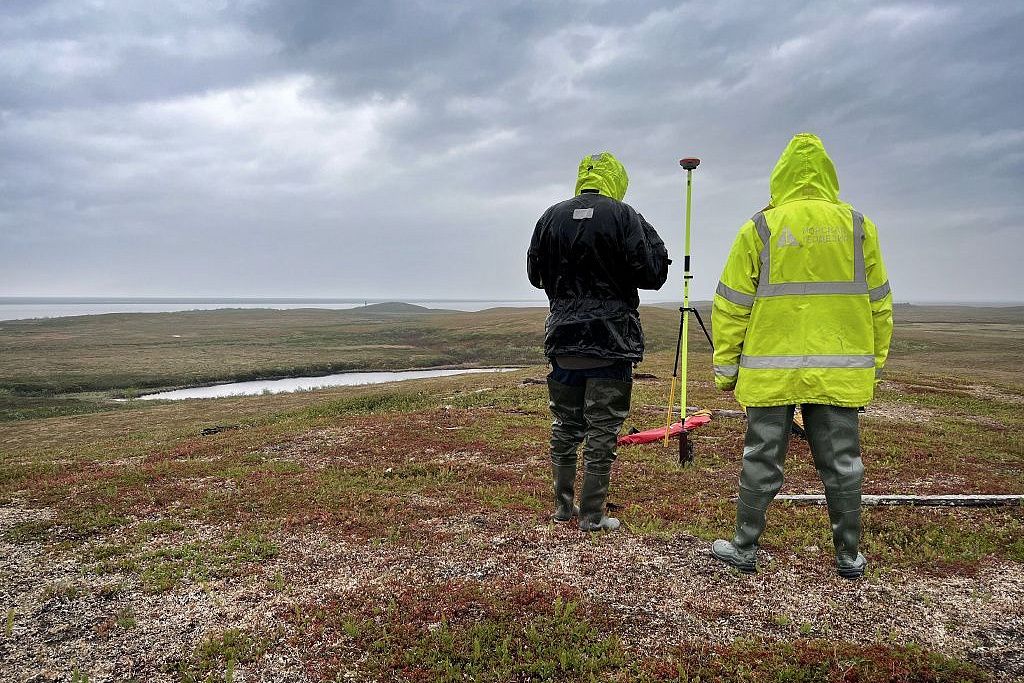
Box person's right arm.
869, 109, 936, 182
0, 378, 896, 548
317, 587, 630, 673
712, 220, 761, 390
527, 214, 546, 289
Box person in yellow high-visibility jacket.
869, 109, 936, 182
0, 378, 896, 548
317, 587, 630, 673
710, 133, 893, 579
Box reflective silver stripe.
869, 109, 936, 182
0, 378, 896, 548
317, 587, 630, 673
714, 364, 739, 377
752, 212, 771, 276
852, 210, 866, 284
740, 354, 876, 369
757, 281, 869, 296
716, 281, 754, 307
868, 281, 891, 301
754, 208, 869, 299
752, 212, 771, 246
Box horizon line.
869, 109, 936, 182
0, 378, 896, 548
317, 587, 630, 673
2, 296, 1023, 307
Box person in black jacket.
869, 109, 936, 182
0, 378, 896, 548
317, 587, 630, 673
527, 151, 670, 531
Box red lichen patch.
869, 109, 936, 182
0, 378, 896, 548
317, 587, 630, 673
2, 408, 548, 540
4, 507, 1022, 681
643, 639, 991, 682
5, 403, 1021, 571
143, 438, 216, 463
258, 427, 360, 470
260, 520, 1023, 680
283, 578, 619, 682
863, 506, 1024, 572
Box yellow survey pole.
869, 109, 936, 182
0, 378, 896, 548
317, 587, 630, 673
664, 158, 700, 462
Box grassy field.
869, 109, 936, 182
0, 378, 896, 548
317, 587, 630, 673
1, 304, 1022, 681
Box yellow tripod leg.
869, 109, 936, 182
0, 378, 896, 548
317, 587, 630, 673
663, 376, 677, 446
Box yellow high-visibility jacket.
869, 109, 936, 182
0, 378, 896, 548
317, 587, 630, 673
712, 133, 893, 407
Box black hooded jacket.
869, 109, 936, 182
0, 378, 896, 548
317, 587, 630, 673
528, 188, 669, 362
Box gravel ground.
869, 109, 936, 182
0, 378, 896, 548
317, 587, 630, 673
3, 504, 1022, 682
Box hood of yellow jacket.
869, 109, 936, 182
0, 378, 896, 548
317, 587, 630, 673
575, 151, 628, 201
769, 133, 841, 206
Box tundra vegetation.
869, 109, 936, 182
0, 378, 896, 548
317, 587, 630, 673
0, 303, 1021, 681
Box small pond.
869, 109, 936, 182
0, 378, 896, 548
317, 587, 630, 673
137, 368, 518, 400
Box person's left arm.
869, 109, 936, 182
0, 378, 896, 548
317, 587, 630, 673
863, 216, 893, 381
624, 209, 670, 290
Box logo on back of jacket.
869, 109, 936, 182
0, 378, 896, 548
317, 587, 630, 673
777, 225, 850, 248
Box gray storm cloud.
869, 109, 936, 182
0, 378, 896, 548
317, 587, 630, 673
1, 0, 1022, 301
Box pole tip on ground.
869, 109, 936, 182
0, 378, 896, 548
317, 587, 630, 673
679, 157, 700, 170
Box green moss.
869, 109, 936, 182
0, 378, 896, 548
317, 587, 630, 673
291, 582, 626, 682
62, 505, 129, 539
298, 391, 436, 419
397, 600, 625, 681
90, 531, 278, 593
289, 580, 990, 683
2, 519, 53, 543
177, 628, 268, 683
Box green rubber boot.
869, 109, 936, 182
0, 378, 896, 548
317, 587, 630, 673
578, 471, 620, 532
802, 404, 866, 579
826, 488, 866, 579
713, 406, 791, 574
711, 488, 775, 573
551, 464, 578, 523
577, 378, 631, 532
547, 378, 586, 521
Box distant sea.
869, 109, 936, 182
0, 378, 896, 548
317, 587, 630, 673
1, 297, 1017, 323
0, 297, 549, 322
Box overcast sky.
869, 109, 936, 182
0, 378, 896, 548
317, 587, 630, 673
1, 1, 1021, 302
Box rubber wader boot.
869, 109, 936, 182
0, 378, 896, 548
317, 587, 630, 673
803, 404, 866, 579
577, 378, 631, 532
578, 471, 619, 532
711, 488, 775, 573
547, 378, 586, 522
551, 464, 578, 522
826, 488, 867, 579
712, 406, 791, 574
